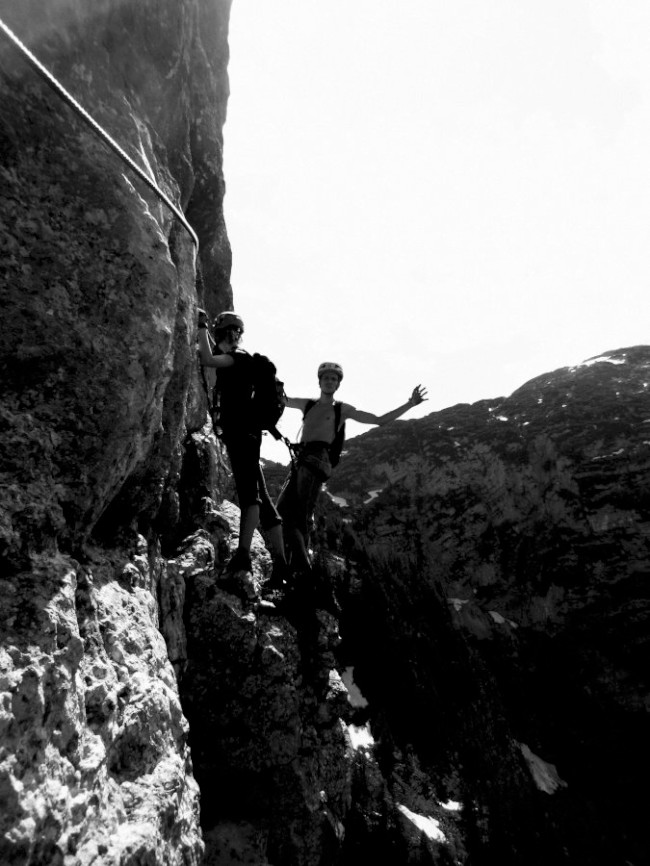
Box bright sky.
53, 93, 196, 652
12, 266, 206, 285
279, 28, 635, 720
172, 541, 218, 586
223, 0, 650, 464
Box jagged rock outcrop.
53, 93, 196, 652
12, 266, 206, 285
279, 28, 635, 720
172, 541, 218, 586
1, 1, 232, 862
3, 2, 648, 864
0, 0, 232, 568
1, 544, 203, 864
325, 346, 650, 865
330, 347, 650, 631
2, 1, 458, 861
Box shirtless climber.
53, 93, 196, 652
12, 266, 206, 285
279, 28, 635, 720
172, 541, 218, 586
276, 361, 427, 575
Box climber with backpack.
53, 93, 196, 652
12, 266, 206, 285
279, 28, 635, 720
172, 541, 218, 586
276, 361, 428, 575
197, 309, 289, 587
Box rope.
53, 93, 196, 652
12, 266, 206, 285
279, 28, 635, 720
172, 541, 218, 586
0, 16, 199, 250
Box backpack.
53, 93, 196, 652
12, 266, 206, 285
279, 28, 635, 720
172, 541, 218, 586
212, 350, 286, 439
303, 399, 346, 467
249, 352, 286, 439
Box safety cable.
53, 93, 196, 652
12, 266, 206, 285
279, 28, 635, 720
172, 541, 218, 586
0, 16, 199, 250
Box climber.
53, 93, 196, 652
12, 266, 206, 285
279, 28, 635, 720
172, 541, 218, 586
276, 361, 427, 574
197, 309, 288, 587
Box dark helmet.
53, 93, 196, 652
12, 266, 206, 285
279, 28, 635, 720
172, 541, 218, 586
318, 361, 343, 381
214, 311, 244, 332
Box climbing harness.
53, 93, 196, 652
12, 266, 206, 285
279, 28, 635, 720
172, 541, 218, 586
282, 436, 299, 468
0, 16, 199, 250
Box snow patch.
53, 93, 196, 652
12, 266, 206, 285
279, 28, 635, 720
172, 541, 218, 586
519, 743, 567, 794
327, 492, 348, 507
341, 667, 368, 708
348, 723, 374, 750
397, 804, 446, 842
364, 489, 382, 504
448, 597, 469, 612
440, 800, 462, 812
488, 610, 519, 629
591, 448, 625, 461
578, 354, 626, 367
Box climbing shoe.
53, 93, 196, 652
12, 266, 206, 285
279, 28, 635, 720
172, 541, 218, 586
264, 559, 292, 595
225, 548, 252, 574
217, 548, 256, 604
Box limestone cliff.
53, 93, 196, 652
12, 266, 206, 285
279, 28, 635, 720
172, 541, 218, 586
1, 4, 441, 865
2, 3, 648, 865
0, 1, 233, 862
325, 346, 650, 865
0, 0, 233, 566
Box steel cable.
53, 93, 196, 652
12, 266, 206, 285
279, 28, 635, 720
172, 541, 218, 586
0, 16, 199, 250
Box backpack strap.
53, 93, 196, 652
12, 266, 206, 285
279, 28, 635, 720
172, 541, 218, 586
302, 399, 341, 429
329, 401, 346, 467
333, 400, 342, 432
301, 400, 344, 464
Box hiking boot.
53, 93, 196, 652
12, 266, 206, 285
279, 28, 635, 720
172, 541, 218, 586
225, 548, 252, 575
264, 559, 292, 595
218, 574, 253, 604
217, 548, 256, 604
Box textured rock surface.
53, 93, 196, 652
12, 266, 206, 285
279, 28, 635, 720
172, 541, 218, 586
330, 346, 650, 631
0, 2, 232, 863
0, 0, 232, 566
0, 3, 384, 859
326, 346, 650, 865
0, 544, 203, 865
3, 2, 648, 864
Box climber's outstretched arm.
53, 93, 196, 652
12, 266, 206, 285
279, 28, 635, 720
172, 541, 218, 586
346, 385, 428, 426
284, 396, 310, 411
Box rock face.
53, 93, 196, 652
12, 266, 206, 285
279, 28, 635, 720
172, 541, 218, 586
0, 2, 231, 863
326, 346, 650, 865
1, 546, 203, 865
2, 3, 648, 865
0, 7, 405, 863
0, 0, 232, 567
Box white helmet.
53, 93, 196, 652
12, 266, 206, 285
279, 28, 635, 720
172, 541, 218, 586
318, 362, 343, 381
214, 311, 244, 332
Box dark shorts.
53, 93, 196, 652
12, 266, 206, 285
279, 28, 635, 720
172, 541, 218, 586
222, 430, 282, 530
276, 443, 332, 536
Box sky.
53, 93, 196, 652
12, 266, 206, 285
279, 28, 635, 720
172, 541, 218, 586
222, 0, 650, 464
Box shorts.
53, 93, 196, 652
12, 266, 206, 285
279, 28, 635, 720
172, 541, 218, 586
222, 430, 282, 529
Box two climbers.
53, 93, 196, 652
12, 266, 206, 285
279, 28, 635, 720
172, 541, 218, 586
277, 361, 427, 573
197, 310, 427, 605
197, 310, 288, 582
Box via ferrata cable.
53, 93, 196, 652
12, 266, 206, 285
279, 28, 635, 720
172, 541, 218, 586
0, 16, 199, 251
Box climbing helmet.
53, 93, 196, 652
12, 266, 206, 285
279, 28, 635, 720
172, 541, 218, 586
318, 362, 343, 381
214, 311, 245, 333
